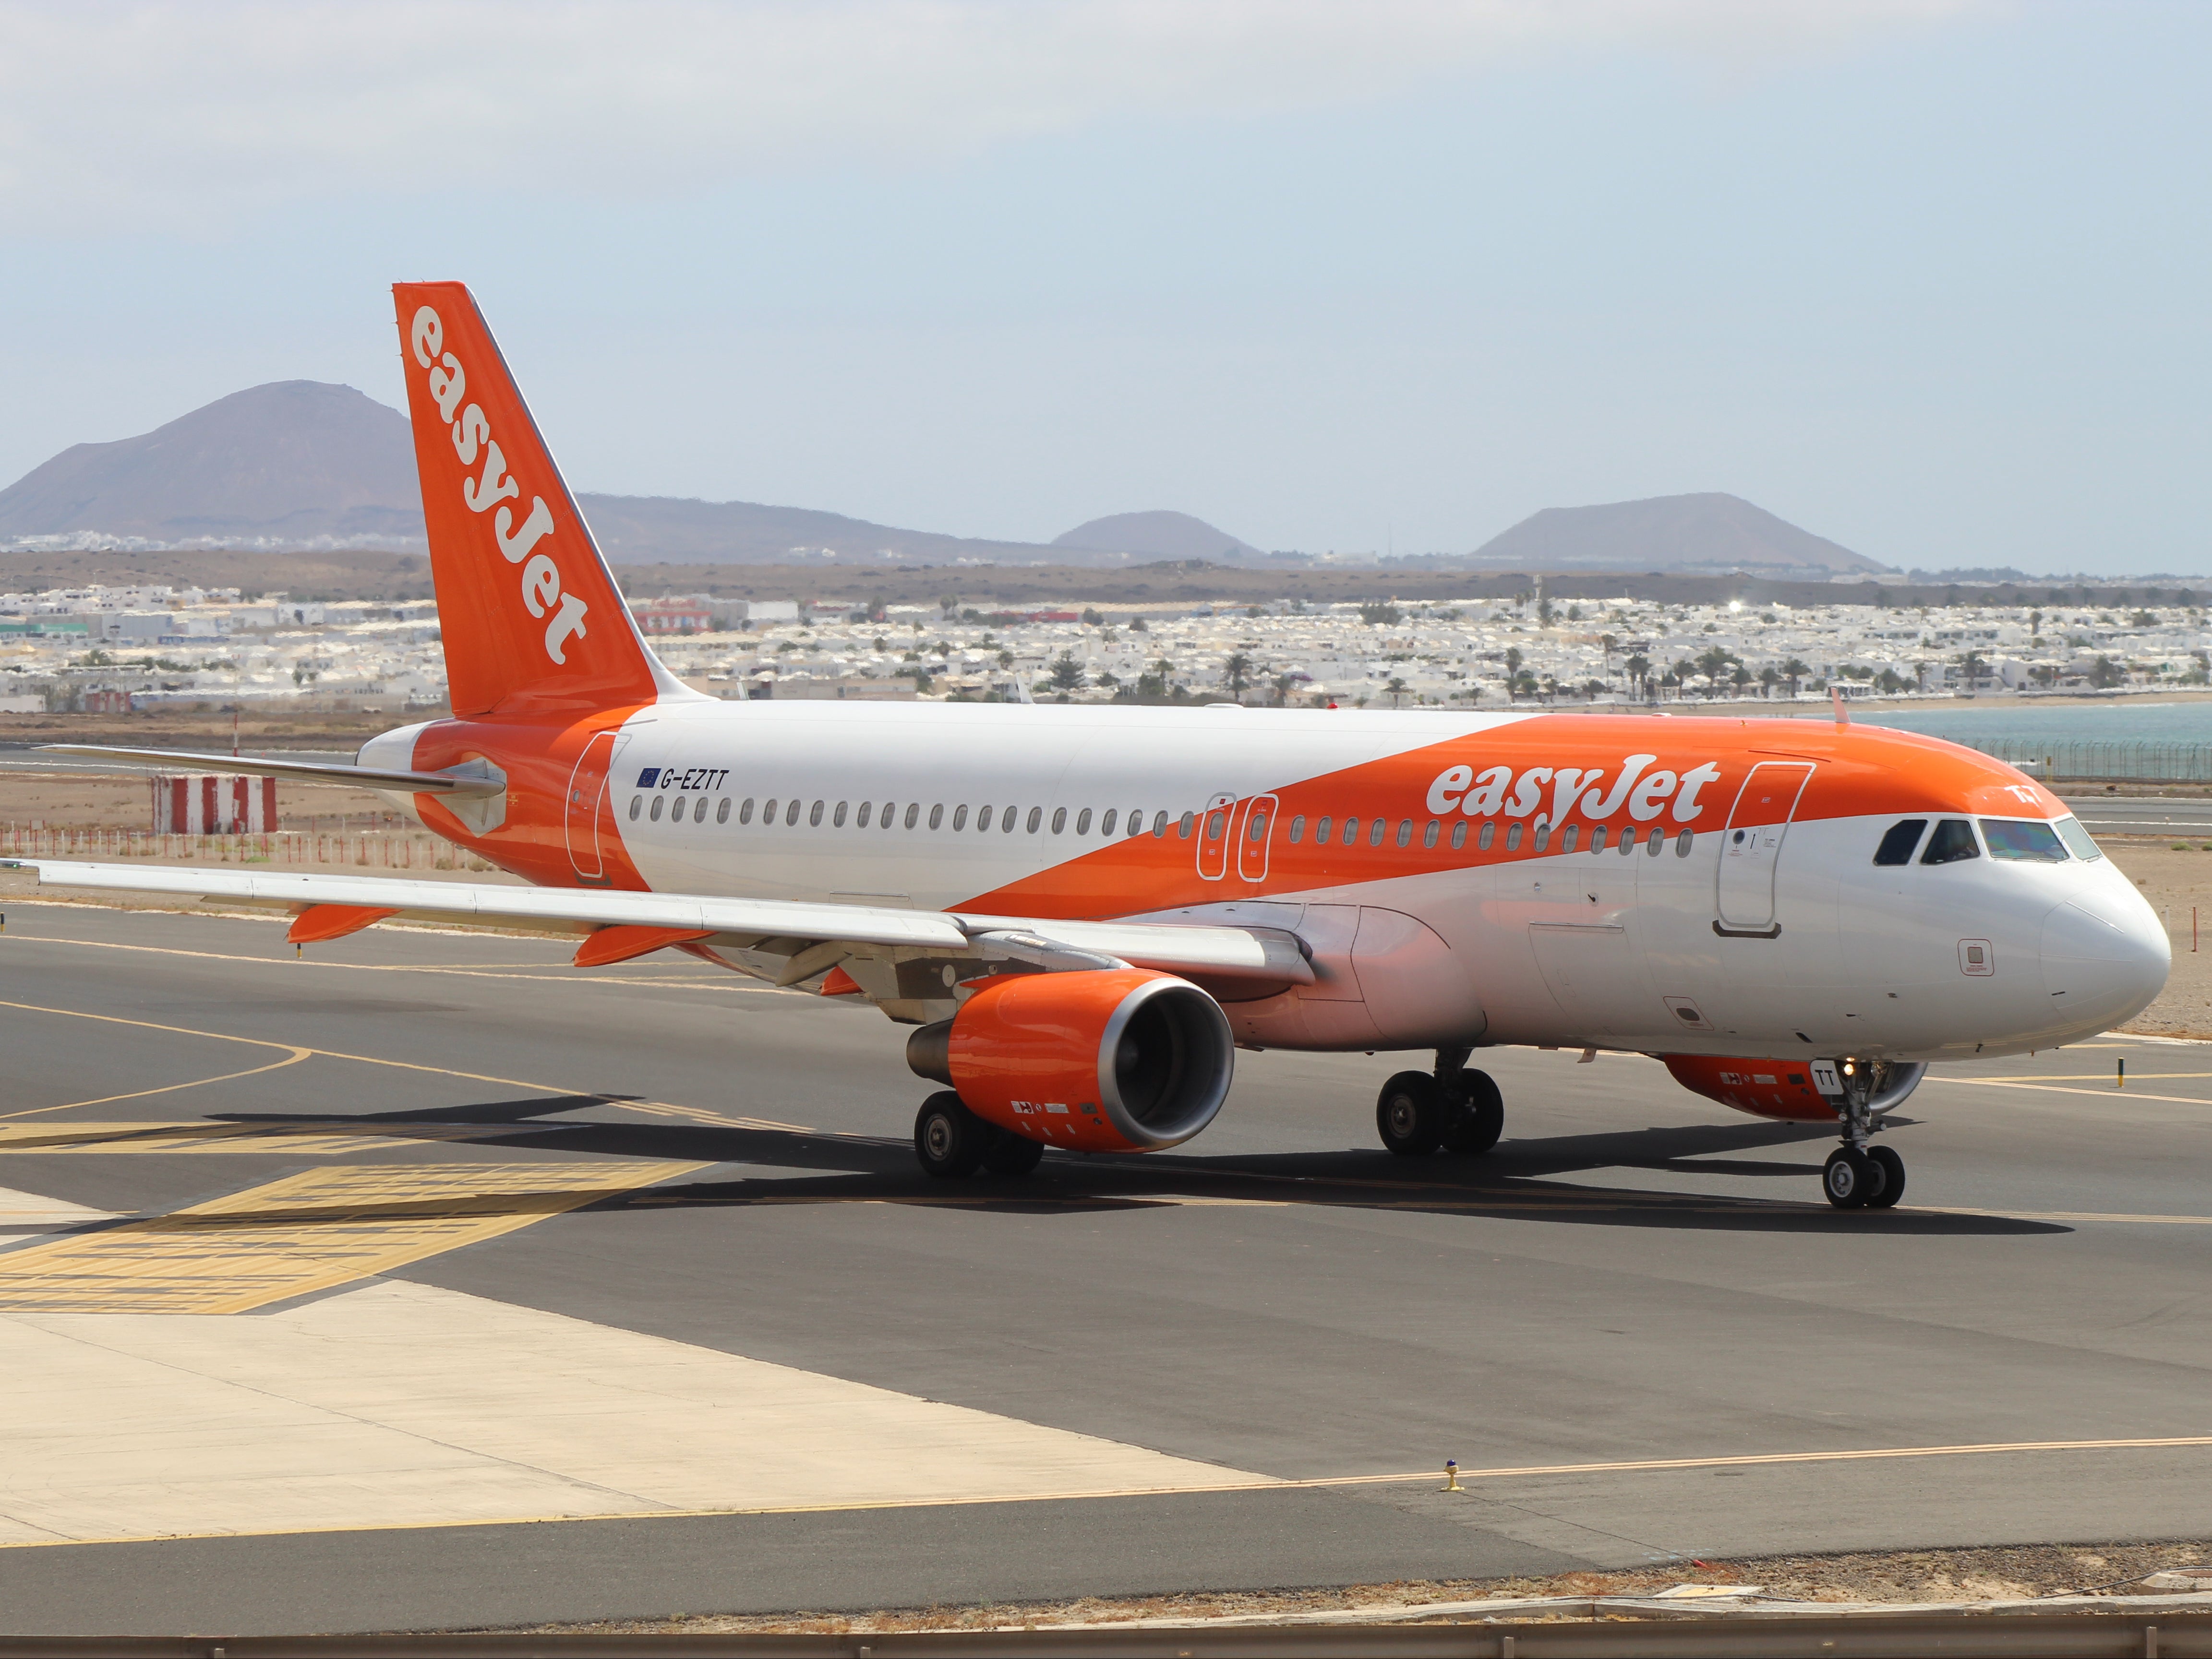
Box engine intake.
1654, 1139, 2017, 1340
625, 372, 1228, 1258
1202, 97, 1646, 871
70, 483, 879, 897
907, 968, 1234, 1152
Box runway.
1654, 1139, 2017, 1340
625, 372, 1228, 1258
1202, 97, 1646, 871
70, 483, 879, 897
0, 898, 2208, 1634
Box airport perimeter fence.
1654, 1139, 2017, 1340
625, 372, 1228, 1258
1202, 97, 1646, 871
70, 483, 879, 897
1950, 739, 2212, 785
0, 824, 496, 871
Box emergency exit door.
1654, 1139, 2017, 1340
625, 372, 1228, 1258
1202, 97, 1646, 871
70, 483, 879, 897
1715, 762, 1815, 933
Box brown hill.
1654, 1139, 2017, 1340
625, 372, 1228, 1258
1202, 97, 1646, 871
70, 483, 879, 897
1470, 492, 1892, 576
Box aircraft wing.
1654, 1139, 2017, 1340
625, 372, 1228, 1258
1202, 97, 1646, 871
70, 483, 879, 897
13, 860, 1312, 987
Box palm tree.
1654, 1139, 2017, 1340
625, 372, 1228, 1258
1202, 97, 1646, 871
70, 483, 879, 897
1696, 645, 1735, 695
1272, 672, 1298, 706
1672, 657, 1697, 699
1224, 652, 1253, 698
1624, 653, 1650, 700
1503, 645, 1523, 701
1781, 657, 1809, 698
1758, 666, 1779, 698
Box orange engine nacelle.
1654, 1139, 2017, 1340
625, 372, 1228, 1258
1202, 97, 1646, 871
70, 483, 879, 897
907, 969, 1234, 1153
1663, 1055, 1839, 1123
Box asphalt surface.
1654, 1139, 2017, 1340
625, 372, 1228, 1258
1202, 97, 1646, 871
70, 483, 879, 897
2062, 794, 2212, 837
0, 900, 2209, 1634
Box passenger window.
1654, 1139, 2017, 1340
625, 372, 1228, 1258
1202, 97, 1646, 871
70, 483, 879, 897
906, 803, 922, 829
717, 798, 732, 825
1423, 820, 1439, 849
952, 805, 968, 830
1029, 806, 1044, 833
1533, 824, 1550, 851
1289, 814, 1306, 843
882, 801, 896, 829
831, 801, 846, 827
1589, 825, 1606, 853
1369, 819, 1386, 847
1479, 822, 1494, 851
1207, 810, 1225, 841
696, 797, 710, 823
786, 800, 801, 827
1396, 818, 1412, 847
650, 796, 664, 822
1981, 818, 2068, 862
739, 798, 756, 824
1004, 808, 1018, 833
762, 797, 778, 824
1647, 827, 1663, 855
1101, 809, 1117, 835
1178, 812, 1194, 838
1873, 819, 1926, 866
928, 804, 943, 830
855, 800, 871, 827
1560, 824, 1578, 853
1505, 823, 1523, 851
629, 796, 642, 821
976, 805, 992, 831
1315, 814, 1333, 842
2055, 815, 2103, 861
1450, 820, 1467, 850
1675, 829, 1693, 856
1077, 808, 1093, 835
810, 800, 825, 827
1249, 810, 1267, 841
1921, 819, 1980, 865
1052, 807, 1067, 834
1153, 812, 1168, 837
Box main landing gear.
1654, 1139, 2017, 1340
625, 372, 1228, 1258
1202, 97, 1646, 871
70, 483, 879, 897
914, 1092, 1045, 1180
1376, 1049, 1504, 1158
1822, 1059, 1904, 1211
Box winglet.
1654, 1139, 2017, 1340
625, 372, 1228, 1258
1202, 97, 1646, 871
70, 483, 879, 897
1830, 685, 1850, 727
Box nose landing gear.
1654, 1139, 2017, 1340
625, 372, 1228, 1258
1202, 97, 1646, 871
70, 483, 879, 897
1823, 1059, 1904, 1210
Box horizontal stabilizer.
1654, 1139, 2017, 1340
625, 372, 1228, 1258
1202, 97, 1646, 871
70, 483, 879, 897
37, 745, 507, 798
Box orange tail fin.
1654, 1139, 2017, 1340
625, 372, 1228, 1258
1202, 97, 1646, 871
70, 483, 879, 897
393, 282, 683, 718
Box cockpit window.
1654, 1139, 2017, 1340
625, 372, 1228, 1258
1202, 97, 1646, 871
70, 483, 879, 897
1981, 818, 2069, 862
1873, 819, 1927, 866
1920, 818, 1981, 865
2054, 815, 2104, 862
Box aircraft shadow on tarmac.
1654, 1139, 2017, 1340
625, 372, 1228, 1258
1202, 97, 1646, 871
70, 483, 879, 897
207, 1098, 2063, 1237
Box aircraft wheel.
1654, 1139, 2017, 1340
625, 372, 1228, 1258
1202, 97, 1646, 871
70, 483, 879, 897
982, 1131, 1046, 1177
1822, 1145, 1875, 1209
1439, 1068, 1504, 1156
1377, 1071, 1445, 1157
1864, 1144, 1905, 1209
915, 1091, 991, 1179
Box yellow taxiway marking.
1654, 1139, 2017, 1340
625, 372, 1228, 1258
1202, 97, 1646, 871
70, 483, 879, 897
4, 1430, 2206, 1550
0, 1121, 558, 1156
0, 998, 781, 1134
0, 932, 788, 993
0, 1160, 703, 1314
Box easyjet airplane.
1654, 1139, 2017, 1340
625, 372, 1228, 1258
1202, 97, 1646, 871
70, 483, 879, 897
23, 283, 2170, 1209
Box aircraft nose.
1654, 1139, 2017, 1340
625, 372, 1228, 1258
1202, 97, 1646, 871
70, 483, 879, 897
2042, 889, 2170, 1032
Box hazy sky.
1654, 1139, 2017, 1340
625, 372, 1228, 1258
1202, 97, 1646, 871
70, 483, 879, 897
1, 0, 2205, 574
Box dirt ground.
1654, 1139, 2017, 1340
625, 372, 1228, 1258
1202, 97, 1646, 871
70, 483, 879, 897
513, 1540, 2212, 1635
2101, 841, 2212, 1037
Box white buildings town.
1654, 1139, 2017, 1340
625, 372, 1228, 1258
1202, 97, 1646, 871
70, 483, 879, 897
2, 583, 2207, 717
